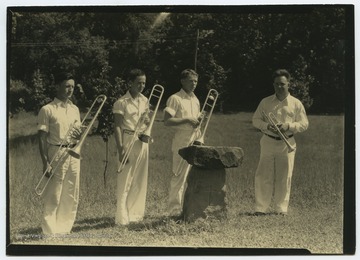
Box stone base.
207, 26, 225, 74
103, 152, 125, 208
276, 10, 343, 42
183, 167, 227, 222
178, 145, 244, 169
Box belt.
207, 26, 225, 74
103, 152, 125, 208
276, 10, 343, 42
51, 143, 76, 148
264, 133, 293, 141
123, 129, 135, 135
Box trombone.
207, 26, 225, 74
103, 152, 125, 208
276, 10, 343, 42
174, 88, 219, 176
261, 111, 296, 153
117, 84, 164, 173
138, 84, 164, 143
35, 95, 107, 196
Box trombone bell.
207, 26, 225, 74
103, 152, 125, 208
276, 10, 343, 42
138, 134, 153, 143
68, 145, 81, 159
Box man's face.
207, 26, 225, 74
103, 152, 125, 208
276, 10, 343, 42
273, 76, 289, 96
129, 75, 146, 95
57, 79, 75, 100
181, 75, 198, 94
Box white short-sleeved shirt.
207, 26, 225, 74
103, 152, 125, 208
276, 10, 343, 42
37, 98, 81, 145
112, 91, 149, 132
163, 88, 201, 131
164, 88, 202, 152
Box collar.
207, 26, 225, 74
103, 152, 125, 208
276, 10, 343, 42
271, 93, 291, 102
179, 88, 195, 99
54, 97, 73, 107
124, 91, 146, 102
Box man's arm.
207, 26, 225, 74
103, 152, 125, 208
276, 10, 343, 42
114, 113, 125, 162
163, 111, 200, 128
38, 130, 51, 176
288, 103, 309, 133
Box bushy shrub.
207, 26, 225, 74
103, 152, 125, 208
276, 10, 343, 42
290, 56, 314, 110
9, 79, 30, 115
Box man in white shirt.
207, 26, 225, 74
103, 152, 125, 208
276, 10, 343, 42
252, 69, 309, 216
113, 69, 150, 225
37, 71, 82, 235
163, 69, 203, 218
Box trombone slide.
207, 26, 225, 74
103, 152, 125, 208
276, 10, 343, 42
138, 84, 164, 143
117, 84, 164, 173
173, 89, 219, 176
35, 95, 107, 196
68, 95, 107, 159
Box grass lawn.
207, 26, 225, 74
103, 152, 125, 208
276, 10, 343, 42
7, 112, 346, 255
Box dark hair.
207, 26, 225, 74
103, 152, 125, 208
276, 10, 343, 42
272, 69, 291, 81
127, 69, 146, 82
53, 71, 74, 85
180, 69, 198, 79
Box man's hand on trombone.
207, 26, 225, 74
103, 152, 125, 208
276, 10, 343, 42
185, 116, 201, 128
69, 123, 85, 141
43, 162, 53, 178
139, 109, 152, 127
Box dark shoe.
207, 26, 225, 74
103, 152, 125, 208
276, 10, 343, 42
169, 214, 184, 223
253, 212, 266, 216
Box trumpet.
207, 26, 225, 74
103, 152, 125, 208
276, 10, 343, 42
35, 95, 107, 196
261, 111, 296, 153
117, 84, 164, 173
174, 89, 219, 176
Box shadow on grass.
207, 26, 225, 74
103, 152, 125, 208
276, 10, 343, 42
12, 217, 115, 242
126, 216, 173, 232
72, 217, 115, 232
8, 133, 38, 149
238, 212, 288, 217
13, 227, 43, 242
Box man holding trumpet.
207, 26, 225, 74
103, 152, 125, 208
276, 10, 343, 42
37, 71, 83, 235
252, 69, 309, 216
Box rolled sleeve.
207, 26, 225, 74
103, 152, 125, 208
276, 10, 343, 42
164, 95, 179, 117
113, 99, 125, 115
37, 107, 49, 132
164, 106, 176, 117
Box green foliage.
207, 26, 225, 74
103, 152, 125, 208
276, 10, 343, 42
29, 69, 53, 112
9, 79, 29, 114
9, 7, 349, 115
289, 55, 314, 110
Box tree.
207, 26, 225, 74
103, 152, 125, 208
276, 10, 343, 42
9, 6, 349, 116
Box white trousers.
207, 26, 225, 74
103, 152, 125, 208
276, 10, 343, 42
167, 153, 192, 216
42, 146, 80, 235
116, 133, 149, 225
167, 129, 202, 216
255, 135, 296, 213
